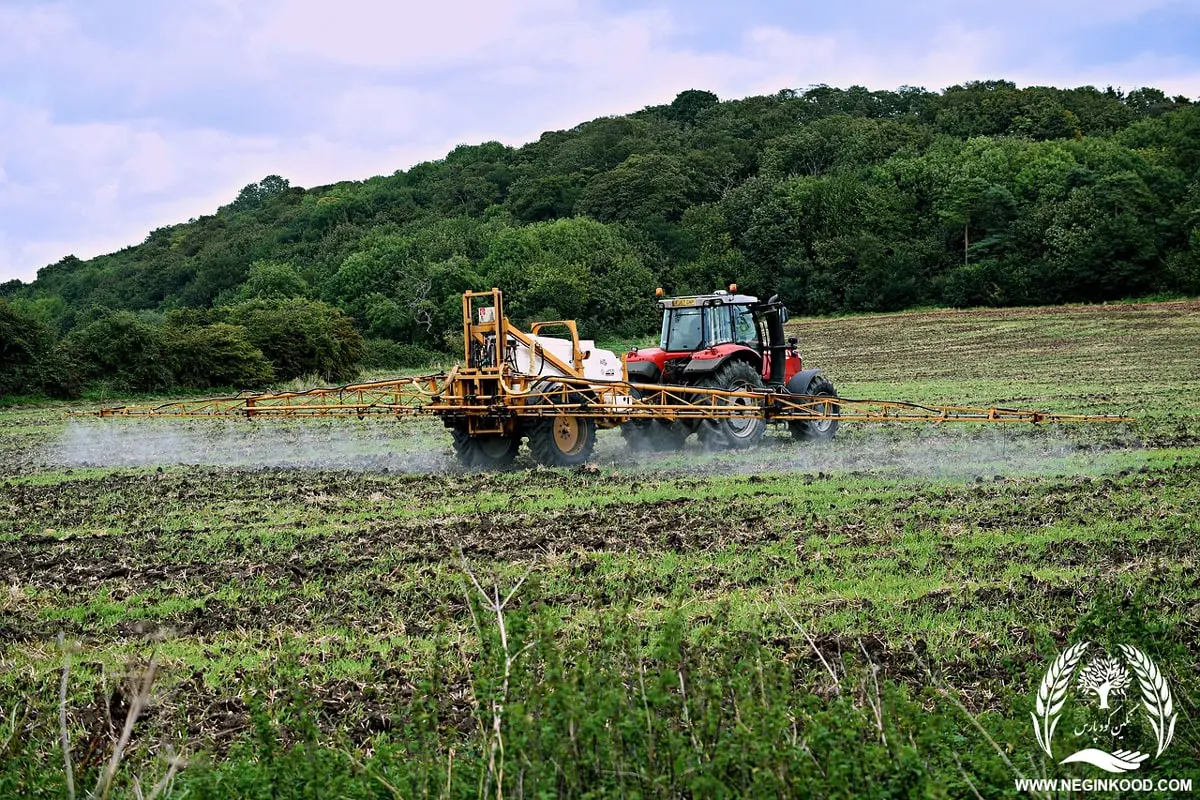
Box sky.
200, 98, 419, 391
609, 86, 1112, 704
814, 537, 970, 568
1, 0, 1198, 283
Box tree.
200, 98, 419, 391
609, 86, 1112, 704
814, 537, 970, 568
330, 227, 483, 346
228, 175, 292, 212
576, 154, 693, 224
1119, 105, 1200, 177
1165, 182, 1200, 293
665, 89, 719, 125
1011, 94, 1082, 140
223, 298, 364, 382
161, 323, 275, 389
934, 80, 1024, 137
0, 300, 65, 396
505, 173, 586, 222
5, 78, 1198, 359
237, 260, 310, 300
1077, 656, 1131, 710
482, 218, 657, 334
760, 116, 930, 179
62, 311, 172, 392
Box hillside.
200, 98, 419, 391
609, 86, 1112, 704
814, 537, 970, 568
1, 80, 1199, 397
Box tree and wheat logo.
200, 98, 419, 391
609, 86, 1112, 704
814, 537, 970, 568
1032, 642, 1177, 773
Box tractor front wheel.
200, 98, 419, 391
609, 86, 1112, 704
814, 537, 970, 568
697, 360, 767, 450
789, 376, 840, 442
451, 428, 520, 469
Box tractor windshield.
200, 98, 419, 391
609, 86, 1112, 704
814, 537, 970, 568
660, 307, 705, 351
660, 303, 757, 351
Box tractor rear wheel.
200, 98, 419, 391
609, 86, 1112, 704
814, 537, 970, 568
697, 360, 767, 450
451, 428, 520, 469
789, 376, 840, 442
527, 383, 597, 467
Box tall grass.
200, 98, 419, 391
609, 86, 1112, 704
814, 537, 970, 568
3, 595, 1078, 799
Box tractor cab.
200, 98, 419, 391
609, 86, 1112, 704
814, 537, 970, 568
657, 290, 765, 353
627, 286, 800, 387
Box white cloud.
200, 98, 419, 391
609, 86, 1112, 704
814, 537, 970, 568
328, 86, 445, 145
0, 4, 75, 64
1, 0, 1198, 283
251, 0, 570, 68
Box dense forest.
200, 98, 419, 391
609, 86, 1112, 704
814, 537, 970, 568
2, 80, 1198, 397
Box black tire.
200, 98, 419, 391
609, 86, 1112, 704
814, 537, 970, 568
451, 428, 520, 469
620, 387, 691, 452
789, 376, 839, 442
696, 360, 767, 450
526, 383, 597, 467
621, 420, 690, 452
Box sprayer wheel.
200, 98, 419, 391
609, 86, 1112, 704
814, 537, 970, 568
450, 428, 520, 469
526, 383, 596, 467
697, 360, 767, 450
789, 377, 840, 442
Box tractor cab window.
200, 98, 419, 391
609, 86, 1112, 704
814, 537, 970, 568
732, 305, 757, 346
660, 307, 704, 351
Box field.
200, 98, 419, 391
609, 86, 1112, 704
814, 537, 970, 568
2, 300, 1199, 797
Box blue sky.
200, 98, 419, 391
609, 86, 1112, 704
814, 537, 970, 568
1, 0, 1198, 283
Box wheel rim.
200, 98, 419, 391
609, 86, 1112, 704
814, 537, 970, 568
724, 381, 759, 440
811, 396, 837, 433
553, 416, 585, 455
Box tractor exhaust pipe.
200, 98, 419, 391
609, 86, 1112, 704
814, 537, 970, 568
764, 294, 787, 386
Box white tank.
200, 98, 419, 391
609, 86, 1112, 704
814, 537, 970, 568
511, 335, 621, 382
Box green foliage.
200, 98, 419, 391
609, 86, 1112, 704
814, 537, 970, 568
360, 338, 441, 370
0, 301, 51, 395
332, 227, 484, 346
222, 298, 365, 382
161, 322, 276, 389
482, 218, 658, 334
505, 172, 586, 222
576, 153, 693, 223
0, 300, 80, 398
233, 260, 310, 301
227, 174, 292, 212
62, 310, 172, 393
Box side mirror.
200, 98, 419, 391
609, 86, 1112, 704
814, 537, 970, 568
779, 307, 790, 324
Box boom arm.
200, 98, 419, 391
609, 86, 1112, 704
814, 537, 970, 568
78, 372, 1129, 425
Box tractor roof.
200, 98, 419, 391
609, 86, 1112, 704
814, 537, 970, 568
658, 290, 760, 309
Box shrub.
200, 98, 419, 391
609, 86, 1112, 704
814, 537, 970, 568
0, 300, 51, 396
162, 323, 276, 389
61, 310, 172, 392
223, 298, 364, 382
32, 345, 83, 399
359, 338, 442, 371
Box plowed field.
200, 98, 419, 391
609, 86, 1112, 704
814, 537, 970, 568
2, 300, 1198, 797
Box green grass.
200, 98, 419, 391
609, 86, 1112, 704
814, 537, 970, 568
2, 300, 1199, 797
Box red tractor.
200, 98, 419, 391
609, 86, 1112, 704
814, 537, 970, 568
623, 286, 839, 450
